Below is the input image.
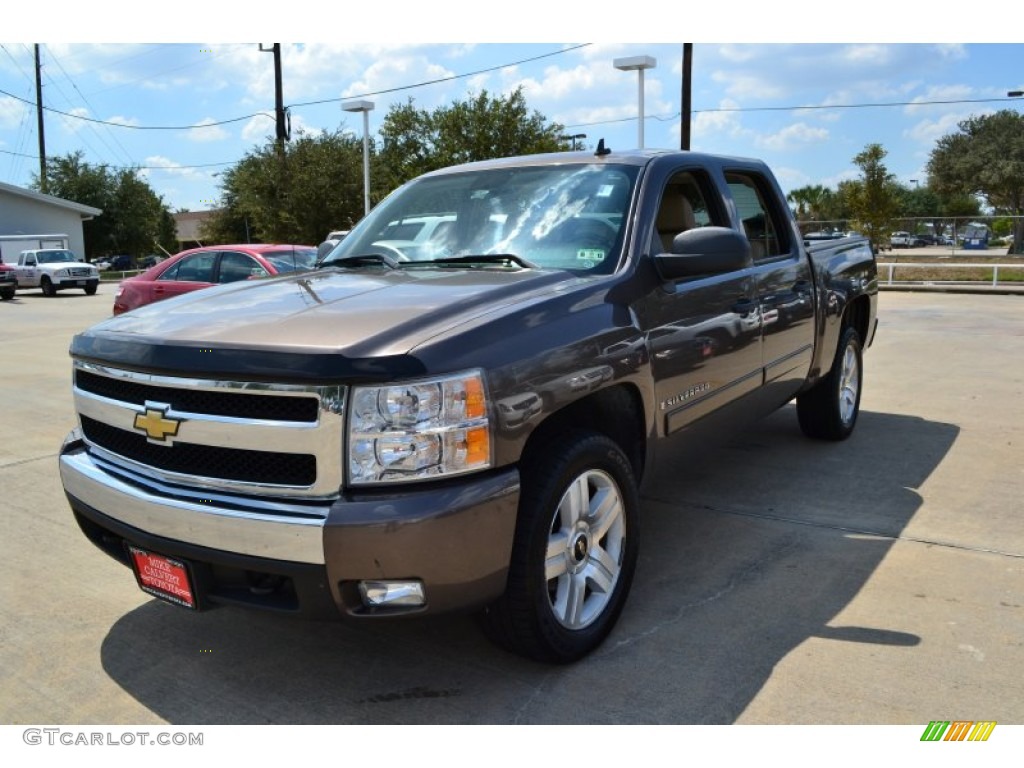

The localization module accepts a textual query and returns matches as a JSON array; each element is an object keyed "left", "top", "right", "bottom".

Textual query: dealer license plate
[{"left": 128, "top": 546, "right": 196, "bottom": 609}]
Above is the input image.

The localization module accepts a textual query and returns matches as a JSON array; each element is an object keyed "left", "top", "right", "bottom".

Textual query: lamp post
[
  {"left": 343, "top": 99, "right": 374, "bottom": 217},
  {"left": 559, "top": 133, "right": 586, "bottom": 151},
  {"left": 613, "top": 55, "right": 656, "bottom": 149}
]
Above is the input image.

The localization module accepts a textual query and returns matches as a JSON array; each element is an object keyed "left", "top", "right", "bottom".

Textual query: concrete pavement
[{"left": 0, "top": 286, "right": 1021, "bottom": 726}]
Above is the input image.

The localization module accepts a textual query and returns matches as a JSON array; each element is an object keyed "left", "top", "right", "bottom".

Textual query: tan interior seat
[{"left": 656, "top": 193, "right": 696, "bottom": 252}]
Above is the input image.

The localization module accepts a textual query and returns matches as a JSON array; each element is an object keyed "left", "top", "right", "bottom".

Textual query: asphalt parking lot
[{"left": 1, "top": 284, "right": 1022, "bottom": 727}]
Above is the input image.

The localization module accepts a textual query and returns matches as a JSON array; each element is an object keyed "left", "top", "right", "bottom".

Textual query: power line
[
  {"left": 0, "top": 147, "right": 236, "bottom": 171},
  {"left": 288, "top": 43, "right": 593, "bottom": 109},
  {"left": 564, "top": 96, "right": 1024, "bottom": 131},
  {"left": 0, "top": 87, "right": 273, "bottom": 130},
  {"left": 0, "top": 43, "right": 593, "bottom": 133},
  {"left": 694, "top": 96, "right": 1024, "bottom": 113}
]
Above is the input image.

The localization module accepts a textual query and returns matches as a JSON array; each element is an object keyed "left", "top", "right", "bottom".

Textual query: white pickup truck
[{"left": 13, "top": 249, "right": 100, "bottom": 296}]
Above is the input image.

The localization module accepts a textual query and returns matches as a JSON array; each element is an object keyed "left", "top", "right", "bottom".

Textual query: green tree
[
  {"left": 202, "top": 129, "right": 367, "bottom": 245},
  {"left": 33, "top": 151, "right": 176, "bottom": 259},
  {"left": 787, "top": 184, "right": 842, "bottom": 227},
  {"left": 378, "top": 88, "right": 568, "bottom": 184},
  {"left": 927, "top": 110, "right": 1024, "bottom": 253},
  {"left": 841, "top": 144, "right": 900, "bottom": 252}
]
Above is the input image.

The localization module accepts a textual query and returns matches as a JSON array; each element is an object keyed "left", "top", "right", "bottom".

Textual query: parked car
[
  {"left": 0, "top": 259, "right": 16, "bottom": 300},
  {"left": 889, "top": 231, "right": 924, "bottom": 248},
  {"left": 112, "top": 244, "right": 317, "bottom": 315},
  {"left": 91, "top": 258, "right": 112, "bottom": 271},
  {"left": 109, "top": 255, "right": 135, "bottom": 271}
]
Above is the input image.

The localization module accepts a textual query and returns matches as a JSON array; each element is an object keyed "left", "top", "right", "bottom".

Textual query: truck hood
[{"left": 72, "top": 266, "right": 585, "bottom": 379}]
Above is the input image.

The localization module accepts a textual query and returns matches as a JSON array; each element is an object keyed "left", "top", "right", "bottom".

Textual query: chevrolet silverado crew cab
[
  {"left": 15, "top": 248, "right": 100, "bottom": 296},
  {"left": 60, "top": 147, "right": 878, "bottom": 662}
]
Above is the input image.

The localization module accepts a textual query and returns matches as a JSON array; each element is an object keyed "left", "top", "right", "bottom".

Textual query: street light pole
[
  {"left": 343, "top": 99, "right": 374, "bottom": 218},
  {"left": 559, "top": 133, "right": 586, "bottom": 151},
  {"left": 613, "top": 55, "right": 657, "bottom": 149}
]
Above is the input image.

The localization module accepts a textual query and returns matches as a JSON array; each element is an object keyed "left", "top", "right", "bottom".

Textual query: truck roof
[{"left": 419, "top": 148, "right": 769, "bottom": 177}]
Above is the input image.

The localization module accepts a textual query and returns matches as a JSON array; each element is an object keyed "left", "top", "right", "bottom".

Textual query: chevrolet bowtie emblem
[{"left": 133, "top": 405, "right": 183, "bottom": 443}]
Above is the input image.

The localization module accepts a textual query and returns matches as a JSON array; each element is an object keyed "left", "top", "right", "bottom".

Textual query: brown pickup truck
[{"left": 60, "top": 147, "right": 877, "bottom": 662}]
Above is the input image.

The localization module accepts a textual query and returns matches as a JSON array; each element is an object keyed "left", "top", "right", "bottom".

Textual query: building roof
[{"left": 0, "top": 180, "right": 103, "bottom": 217}]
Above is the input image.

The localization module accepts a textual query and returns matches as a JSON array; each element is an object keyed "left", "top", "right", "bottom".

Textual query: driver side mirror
[{"left": 654, "top": 226, "right": 753, "bottom": 280}]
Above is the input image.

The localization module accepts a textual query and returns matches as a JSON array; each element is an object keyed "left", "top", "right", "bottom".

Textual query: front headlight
[
  {"left": 55, "top": 269, "right": 69, "bottom": 278},
  {"left": 348, "top": 370, "right": 491, "bottom": 485}
]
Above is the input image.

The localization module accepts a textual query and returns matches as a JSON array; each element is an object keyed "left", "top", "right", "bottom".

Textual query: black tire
[
  {"left": 40, "top": 276, "right": 56, "bottom": 297},
  {"left": 797, "top": 326, "right": 863, "bottom": 441},
  {"left": 480, "top": 430, "right": 639, "bottom": 663},
  {"left": 85, "top": 285, "right": 97, "bottom": 295},
  {"left": 0, "top": 290, "right": 13, "bottom": 301}
]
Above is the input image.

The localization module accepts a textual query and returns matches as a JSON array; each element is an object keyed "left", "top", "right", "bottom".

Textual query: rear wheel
[
  {"left": 481, "top": 431, "right": 639, "bottom": 663},
  {"left": 797, "top": 326, "right": 862, "bottom": 440},
  {"left": 40, "top": 276, "right": 56, "bottom": 297}
]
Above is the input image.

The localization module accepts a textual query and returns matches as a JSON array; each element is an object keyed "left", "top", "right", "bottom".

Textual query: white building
[{"left": 0, "top": 181, "right": 102, "bottom": 262}]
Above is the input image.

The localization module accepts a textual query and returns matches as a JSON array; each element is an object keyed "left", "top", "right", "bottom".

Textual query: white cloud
[
  {"left": 241, "top": 114, "right": 277, "bottom": 144},
  {"left": 57, "top": 107, "right": 91, "bottom": 134},
  {"left": 105, "top": 115, "right": 141, "bottom": 127},
  {"left": 756, "top": 122, "right": 829, "bottom": 152},
  {"left": 141, "top": 156, "right": 206, "bottom": 179},
  {"left": 710, "top": 71, "right": 786, "bottom": 101},
  {"left": 842, "top": 45, "right": 893, "bottom": 65},
  {"left": 903, "top": 110, "right": 982, "bottom": 146},
  {"left": 0, "top": 96, "right": 27, "bottom": 129},
  {"left": 181, "top": 118, "right": 230, "bottom": 143},
  {"left": 904, "top": 84, "right": 975, "bottom": 115},
  {"left": 693, "top": 99, "right": 747, "bottom": 140}
]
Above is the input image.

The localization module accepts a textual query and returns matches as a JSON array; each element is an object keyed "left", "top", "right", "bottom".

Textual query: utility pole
[
  {"left": 681, "top": 44, "right": 693, "bottom": 151},
  {"left": 35, "top": 44, "right": 47, "bottom": 193},
  {"left": 259, "top": 44, "right": 289, "bottom": 154}
]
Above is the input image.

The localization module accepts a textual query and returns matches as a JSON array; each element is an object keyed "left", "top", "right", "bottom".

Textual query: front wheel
[
  {"left": 481, "top": 431, "right": 639, "bottom": 663},
  {"left": 84, "top": 285, "right": 97, "bottom": 295},
  {"left": 797, "top": 326, "right": 862, "bottom": 440},
  {"left": 40, "top": 276, "right": 56, "bottom": 297}
]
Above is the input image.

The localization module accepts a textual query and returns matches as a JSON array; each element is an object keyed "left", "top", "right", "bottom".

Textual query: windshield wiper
[
  {"left": 421, "top": 254, "right": 539, "bottom": 270},
  {"left": 319, "top": 253, "right": 400, "bottom": 270}
]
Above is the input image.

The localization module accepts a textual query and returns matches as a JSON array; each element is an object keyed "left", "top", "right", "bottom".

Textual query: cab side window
[
  {"left": 218, "top": 252, "right": 264, "bottom": 283},
  {"left": 652, "top": 171, "right": 715, "bottom": 253},
  {"left": 160, "top": 251, "right": 216, "bottom": 283},
  {"left": 725, "top": 172, "right": 790, "bottom": 261}
]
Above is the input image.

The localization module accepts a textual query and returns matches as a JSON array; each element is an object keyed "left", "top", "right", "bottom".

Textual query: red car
[{"left": 113, "top": 244, "right": 317, "bottom": 315}]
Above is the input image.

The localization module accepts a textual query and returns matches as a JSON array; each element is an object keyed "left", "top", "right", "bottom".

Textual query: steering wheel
[
  {"left": 557, "top": 219, "right": 615, "bottom": 250},
  {"left": 369, "top": 242, "right": 410, "bottom": 262}
]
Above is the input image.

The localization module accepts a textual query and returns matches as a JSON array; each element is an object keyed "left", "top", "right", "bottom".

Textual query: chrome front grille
[
  {"left": 69, "top": 267, "right": 93, "bottom": 277},
  {"left": 72, "top": 361, "right": 345, "bottom": 499}
]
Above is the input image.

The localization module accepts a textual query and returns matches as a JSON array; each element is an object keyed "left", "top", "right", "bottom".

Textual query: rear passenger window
[{"left": 725, "top": 173, "right": 790, "bottom": 261}]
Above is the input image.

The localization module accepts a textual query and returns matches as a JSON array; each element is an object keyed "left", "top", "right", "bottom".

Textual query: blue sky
[{"left": 3, "top": 4, "right": 1022, "bottom": 213}]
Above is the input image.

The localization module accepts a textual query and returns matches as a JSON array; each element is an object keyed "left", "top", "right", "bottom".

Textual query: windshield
[
  {"left": 262, "top": 248, "right": 318, "bottom": 273},
  {"left": 323, "top": 163, "right": 638, "bottom": 274},
  {"left": 37, "top": 250, "right": 78, "bottom": 264}
]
